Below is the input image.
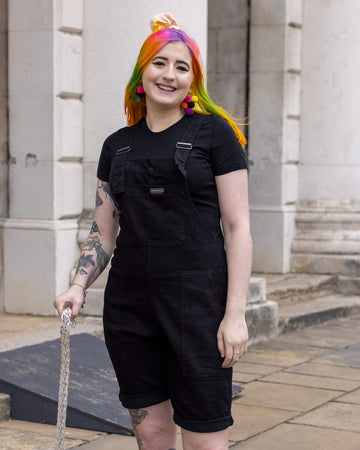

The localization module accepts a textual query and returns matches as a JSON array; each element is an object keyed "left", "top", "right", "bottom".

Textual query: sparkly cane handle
[{"left": 61, "top": 302, "right": 76, "bottom": 328}]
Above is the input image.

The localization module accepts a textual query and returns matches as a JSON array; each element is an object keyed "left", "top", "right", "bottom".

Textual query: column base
[{"left": 0, "top": 218, "right": 79, "bottom": 315}]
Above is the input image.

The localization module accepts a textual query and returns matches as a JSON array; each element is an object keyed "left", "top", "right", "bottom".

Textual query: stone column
[
  {"left": 1, "top": 0, "right": 84, "bottom": 314},
  {"left": 0, "top": 0, "right": 8, "bottom": 311},
  {"left": 207, "top": 0, "right": 249, "bottom": 120},
  {"left": 291, "top": 0, "right": 360, "bottom": 277},
  {"left": 249, "top": 0, "right": 302, "bottom": 273}
]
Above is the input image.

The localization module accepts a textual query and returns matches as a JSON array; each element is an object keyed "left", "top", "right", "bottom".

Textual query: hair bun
[{"left": 150, "top": 13, "right": 179, "bottom": 33}]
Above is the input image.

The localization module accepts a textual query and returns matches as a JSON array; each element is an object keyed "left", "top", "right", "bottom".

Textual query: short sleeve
[
  {"left": 96, "top": 136, "right": 113, "bottom": 182},
  {"left": 210, "top": 115, "right": 248, "bottom": 176}
]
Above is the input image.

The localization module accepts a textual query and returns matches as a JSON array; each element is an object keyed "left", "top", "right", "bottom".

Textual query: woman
[{"left": 54, "top": 13, "right": 252, "bottom": 450}]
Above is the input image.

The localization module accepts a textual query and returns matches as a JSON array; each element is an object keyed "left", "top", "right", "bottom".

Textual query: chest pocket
[
  {"left": 109, "top": 147, "right": 130, "bottom": 196},
  {"left": 110, "top": 156, "right": 185, "bottom": 247}
]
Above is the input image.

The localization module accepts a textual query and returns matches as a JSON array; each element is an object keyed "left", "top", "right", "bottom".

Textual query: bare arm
[
  {"left": 53, "top": 179, "right": 120, "bottom": 320},
  {"left": 215, "top": 169, "right": 252, "bottom": 368}
]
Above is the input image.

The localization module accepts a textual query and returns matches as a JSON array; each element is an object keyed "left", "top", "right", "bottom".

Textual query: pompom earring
[
  {"left": 136, "top": 85, "right": 145, "bottom": 101},
  {"left": 181, "top": 95, "right": 198, "bottom": 115}
]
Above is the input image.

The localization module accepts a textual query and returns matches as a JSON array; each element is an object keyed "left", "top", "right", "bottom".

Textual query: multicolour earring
[
  {"left": 136, "top": 85, "right": 145, "bottom": 101},
  {"left": 181, "top": 95, "right": 198, "bottom": 115}
]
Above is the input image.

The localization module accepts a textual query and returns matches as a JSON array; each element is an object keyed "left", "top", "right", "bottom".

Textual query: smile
[{"left": 156, "top": 84, "right": 176, "bottom": 92}]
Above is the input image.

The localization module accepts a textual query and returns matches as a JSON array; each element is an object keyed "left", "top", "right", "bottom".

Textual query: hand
[
  {"left": 217, "top": 313, "right": 248, "bottom": 368},
  {"left": 53, "top": 284, "right": 85, "bottom": 322}
]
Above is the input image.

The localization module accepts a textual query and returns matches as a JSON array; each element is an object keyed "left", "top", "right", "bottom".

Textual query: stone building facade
[{"left": 0, "top": 0, "right": 359, "bottom": 315}]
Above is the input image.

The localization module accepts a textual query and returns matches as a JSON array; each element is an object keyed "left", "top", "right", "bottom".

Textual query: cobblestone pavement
[{"left": 0, "top": 313, "right": 359, "bottom": 449}]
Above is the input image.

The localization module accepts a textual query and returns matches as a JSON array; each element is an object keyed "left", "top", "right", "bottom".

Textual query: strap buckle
[{"left": 176, "top": 142, "right": 192, "bottom": 150}]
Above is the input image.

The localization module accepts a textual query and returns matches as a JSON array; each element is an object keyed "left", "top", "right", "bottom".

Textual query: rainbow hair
[{"left": 125, "top": 28, "right": 247, "bottom": 146}]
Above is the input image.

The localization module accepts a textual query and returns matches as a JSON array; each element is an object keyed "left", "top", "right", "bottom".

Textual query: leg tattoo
[{"left": 129, "top": 408, "right": 148, "bottom": 449}]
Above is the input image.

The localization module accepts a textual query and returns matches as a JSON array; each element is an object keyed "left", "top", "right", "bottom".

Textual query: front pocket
[
  {"left": 181, "top": 271, "right": 228, "bottom": 378},
  {"left": 119, "top": 185, "right": 185, "bottom": 246}
]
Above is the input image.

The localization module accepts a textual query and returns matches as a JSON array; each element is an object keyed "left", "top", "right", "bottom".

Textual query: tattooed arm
[{"left": 53, "top": 179, "right": 120, "bottom": 320}]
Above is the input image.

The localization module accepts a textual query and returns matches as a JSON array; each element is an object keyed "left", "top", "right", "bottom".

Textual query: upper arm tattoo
[
  {"left": 96, "top": 190, "right": 103, "bottom": 207},
  {"left": 96, "top": 180, "right": 114, "bottom": 206},
  {"left": 90, "top": 220, "right": 100, "bottom": 235}
]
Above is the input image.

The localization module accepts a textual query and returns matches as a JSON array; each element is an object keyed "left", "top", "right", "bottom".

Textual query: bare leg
[
  {"left": 181, "top": 427, "right": 228, "bottom": 450},
  {"left": 129, "top": 399, "right": 177, "bottom": 450}
]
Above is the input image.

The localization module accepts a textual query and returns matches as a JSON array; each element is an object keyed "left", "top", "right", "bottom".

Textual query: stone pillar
[
  {"left": 1, "top": 0, "right": 84, "bottom": 314},
  {"left": 207, "top": 0, "right": 249, "bottom": 120},
  {"left": 0, "top": 0, "right": 8, "bottom": 311},
  {"left": 249, "top": 0, "right": 302, "bottom": 273},
  {"left": 292, "top": 0, "right": 360, "bottom": 277}
]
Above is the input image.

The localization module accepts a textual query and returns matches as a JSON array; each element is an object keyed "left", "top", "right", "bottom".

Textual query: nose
[{"left": 162, "top": 64, "right": 175, "bottom": 80}]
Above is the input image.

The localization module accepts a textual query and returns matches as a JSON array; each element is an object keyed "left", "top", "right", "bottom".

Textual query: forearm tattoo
[
  {"left": 82, "top": 236, "right": 110, "bottom": 273},
  {"left": 75, "top": 254, "right": 95, "bottom": 275}
]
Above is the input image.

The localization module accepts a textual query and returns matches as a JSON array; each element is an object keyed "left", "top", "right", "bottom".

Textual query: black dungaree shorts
[{"left": 103, "top": 116, "right": 234, "bottom": 433}]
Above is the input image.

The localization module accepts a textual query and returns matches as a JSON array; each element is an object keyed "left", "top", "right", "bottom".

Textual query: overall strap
[{"left": 175, "top": 114, "right": 206, "bottom": 177}]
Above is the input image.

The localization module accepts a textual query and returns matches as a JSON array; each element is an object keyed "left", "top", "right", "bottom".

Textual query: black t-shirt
[{"left": 97, "top": 113, "right": 247, "bottom": 235}]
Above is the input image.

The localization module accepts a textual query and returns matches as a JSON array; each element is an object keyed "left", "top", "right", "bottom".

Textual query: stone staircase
[
  {"left": 261, "top": 273, "right": 360, "bottom": 333},
  {"left": 291, "top": 206, "right": 360, "bottom": 277}
]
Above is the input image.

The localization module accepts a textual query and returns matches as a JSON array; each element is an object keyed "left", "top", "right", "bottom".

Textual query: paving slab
[
  {"left": 314, "top": 341, "right": 360, "bottom": 367},
  {"left": 262, "top": 371, "right": 360, "bottom": 392},
  {"left": 232, "top": 372, "right": 260, "bottom": 383},
  {"left": 234, "top": 361, "right": 280, "bottom": 376},
  {"left": 0, "top": 314, "right": 103, "bottom": 353},
  {"left": 291, "top": 402, "right": 360, "bottom": 432},
  {"left": 0, "top": 419, "right": 106, "bottom": 441},
  {"left": 335, "top": 388, "right": 360, "bottom": 404},
  {"left": 285, "top": 362, "right": 360, "bottom": 381},
  {"left": 230, "top": 423, "right": 360, "bottom": 450},
  {"left": 75, "top": 433, "right": 139, "bottom": 449},
  {"left": 228, "top": 403, "right": 297, "bottom": 442},
  {"left": 0, "top": 427, "right": 84, "bottom": 449},
  {"left": 234, "top": 381, "right": 342, "bottom": 411},
  {"left": 278, "top": 319, "right": 360, "bottom": 349},
  {"left": 240, "top": 348, "right": 318, "bottom": 367}
]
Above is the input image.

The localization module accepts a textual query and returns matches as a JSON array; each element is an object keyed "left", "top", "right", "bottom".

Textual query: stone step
[
  {"left": 260, "top": 273, "right": 336, "bottom": 306},
  {"left": 0, "top": 393, "right": 10, "bottom": 421},
  {"left": 278, "top": 294, "right": 360, "bottom": 333},
  {"left": 292, "top": 239, "right": 360, "bottom": 255},
  {"left": 291, "top": 253, "right": 360, "bottom": 277}
]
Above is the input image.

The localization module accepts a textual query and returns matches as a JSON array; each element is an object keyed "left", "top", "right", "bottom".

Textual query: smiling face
[{"left": 141, "top": 41, "right": 194, "bottom": 114}]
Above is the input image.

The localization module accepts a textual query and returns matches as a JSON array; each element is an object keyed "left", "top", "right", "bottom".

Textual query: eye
[
  {"left": 177, "top": 65, "right": 189, "bottom": 72},
  {"left": 153, "top": 61, "right": 165, "bottom": 66}
]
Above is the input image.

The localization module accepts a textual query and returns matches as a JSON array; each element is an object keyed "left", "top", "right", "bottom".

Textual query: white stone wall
[
  {"left": 291, "top": 0, "right": 360, "bottom": 275},
  {"left": 0, "top": 0, "right": 8, "bottom": 311},
  {"left": 207, "top": 0, "right": 249, "bottom": 120},
  {"left": 300, "top": 0, "right": 360, "bottom": 202},
  {"left": 249, "top": 0, "right": 302, "bottom": 273},
  {"left": 2, "top": 0, "right": 83, "bottom": 314}
]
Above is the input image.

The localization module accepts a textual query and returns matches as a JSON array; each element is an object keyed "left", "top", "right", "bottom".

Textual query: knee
[{"left": 134, "top": 422, "right": 177, "bottom": 450}]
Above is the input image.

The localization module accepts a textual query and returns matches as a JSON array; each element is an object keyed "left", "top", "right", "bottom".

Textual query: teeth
[{"left": 158, "top": 85, "right": 175, "bottom": 91}]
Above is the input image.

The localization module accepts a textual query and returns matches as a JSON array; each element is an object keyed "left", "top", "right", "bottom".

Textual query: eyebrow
[{"left": 153, "top": 56, "right": 191, "bottom": 69}]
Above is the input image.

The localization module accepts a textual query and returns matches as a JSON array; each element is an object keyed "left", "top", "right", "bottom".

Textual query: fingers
[
  {"left": 53, "top": 291, "right": 84, "bottom": 321},
  {"left": 219, "top": 334, "right": 248, "bottom": 369},
  {"left": 222, "top": 343, "right": 248, "bottom": 368},
  {"left": 217, "top": 334, "right": 225, "bottom": 359}
]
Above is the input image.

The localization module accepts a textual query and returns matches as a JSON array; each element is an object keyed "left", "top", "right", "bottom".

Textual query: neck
[{"left": 145, "top": 107, "right": 184, "bottom": 132}]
